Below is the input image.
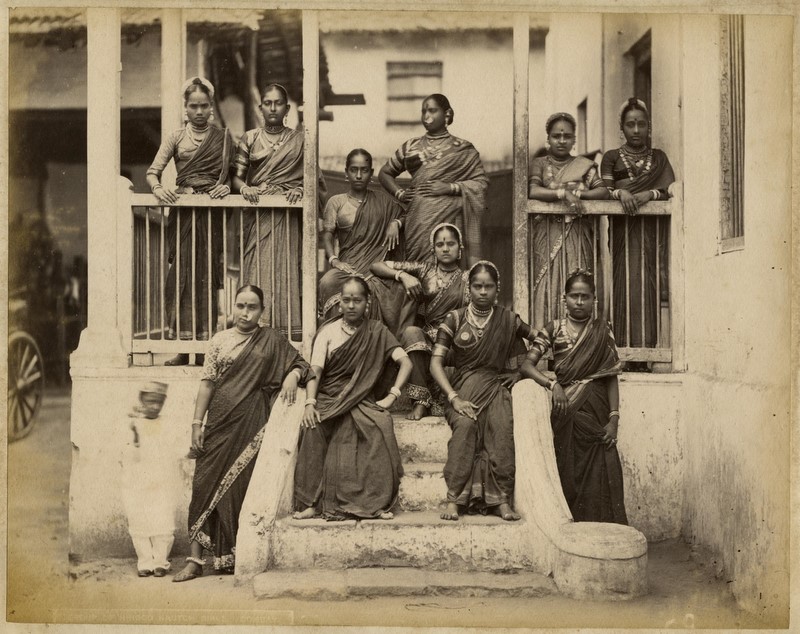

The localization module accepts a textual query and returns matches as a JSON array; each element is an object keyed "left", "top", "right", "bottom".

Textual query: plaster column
[{"left": 71, "top": 8, "right": 127, "bottom": 369}]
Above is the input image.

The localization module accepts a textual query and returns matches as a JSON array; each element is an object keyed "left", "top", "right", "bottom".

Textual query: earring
[
  {"left": 183, "top": 111, "right": 188, "bottom": 124},
  {"left": 545, "top": 140, "right": 551, "bottom": 150},
  {"left": 458, "top": 248, "right": 463, "bottom": 260},
  {"left": 209, "top": 109, "right": 215, "bottom": 122},
  {"left": 337, "top": 304, "right": 343, "bottom": 314},
  {"left": 619, "top": 130, "right": 625, "bottom": 140},
  {"left": 493, "top": 297, "right": 498, "bottom": 306},
  {"left": 570, "top": 146, "right": 578, "bottom": 157},
  {"left": 283, "top": 115, "right": 288, "bottom": 126}
]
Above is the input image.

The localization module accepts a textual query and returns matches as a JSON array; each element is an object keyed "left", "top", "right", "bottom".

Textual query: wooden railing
[
  {"left": 524, "top": 186, "right": 682, "bottom": 366},
  {"left": 129, "top": 193, "right": 306, "bottom": 355}
]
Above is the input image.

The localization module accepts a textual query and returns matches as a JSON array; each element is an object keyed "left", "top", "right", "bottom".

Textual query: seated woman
[
  {"left": 318, "top": 148, "right": 411, "bottom": 333},
  {"left": 371, "top": 223, "right": 469, "bottom": 420},
  {"left": 600, "top": 98, "right": 675, "bottom": 349},
  {"left": 173, "top": 285, "right": 312, "bottom": 582},
  {"left": 521, "top": 270, "right": 627, "bottom": 524},
  {"left": 293, "top": 276, "right": 413, "bottom": 520},
  {"left": 528, "top": 112, "right": 609, "bottom": 328},
  {"left": 430, "top": 261, "right": 536, "bottom": 522}
]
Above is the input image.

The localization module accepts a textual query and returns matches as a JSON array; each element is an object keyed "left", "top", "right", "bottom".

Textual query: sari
[
  {"left": 235, "top": 127, "right": 305, "bottom": 339},
  {"left": 383, "top": 134, "right": 488, "bottom": 263},
  {"left": 529, "top": 155, "right": 605, "bottom": 329},
  {"left": 531, "top": 318, "right": 627, "bottom": 523},
  {"left": 188, "top": 326, "right": 311, "bottom": 571},
  {"left": 318, "top": 190, "right": 412, "bottom": 334},
  {"left": 294, "top": 319, "right": 404, "bottom": 519},
  {"left": 435, "top": 305, "right": 531, "bottom": 512},
  {"left": 600, "top": 148, "right": 675, "bottom": 348},
  {"left": 148, "top": 126, "right": 234, "bottom": 340}
]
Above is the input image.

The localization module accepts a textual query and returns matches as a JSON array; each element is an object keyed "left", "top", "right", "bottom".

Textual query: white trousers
[{"left": 130, "top": 534, "right": 175, "bottom": 572}]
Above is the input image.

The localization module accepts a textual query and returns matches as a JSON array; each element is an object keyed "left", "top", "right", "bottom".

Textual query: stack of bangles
[
  {"left": 191, "top": 419, "right": 204, "bottom": 429},
  {"left": 448, "top": 183, "right": 461, "bottom": 195},
  {"left": 447, "top": 391, "right": 458, "bottom": 403},
  {"left": 608, "top": 409, "right": 620, "bottom": 421},
  {"left": 394, "top": 189, "right": 405, "bottom": 201},
  {"left": 556, "top": 188, "right": 582, "bottom": 201},
  {"left": 611, "top": 189, "right": 662, "bottom": 200}
]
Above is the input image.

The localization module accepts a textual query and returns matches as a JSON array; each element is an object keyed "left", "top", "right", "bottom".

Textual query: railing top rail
[
  {"left": 527, "top": 200, "right": 672, "bottom": 216},
  {"left": 130, "top": 193, "right": 303, "bottom": 209}
]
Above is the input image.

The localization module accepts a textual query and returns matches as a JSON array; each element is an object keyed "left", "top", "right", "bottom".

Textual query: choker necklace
[
  {"left": 621, "top": 143, "right": 649, "bottom": 156},
  {"left": 434, "top": 265, "right": 459, "bottom": 289},
  {"left": 567, "top": 313, "right": 590, "bottom": 324},
  {"left": 347, "top": 193, "right": 365, "bottom": 204},
  {"left": 341, "top": 318, "right": 363, "bottom": 336},
  {"left": 466, "top": 304, "right": 493, "bottom": 338},
  {"left": 187, "top": 123, "right": 209, "bottom": 144},
  {"left": 265, "top": 124, "right": 286, "bottom": 134}
]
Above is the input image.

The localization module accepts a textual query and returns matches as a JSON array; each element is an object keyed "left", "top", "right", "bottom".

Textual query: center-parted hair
[
  {"left": 468, "top": 260, "right": 500, "bottom": 285},
  {"left": 545, "top": 112, "right": 577, "bottom": 135},
  {"left": 262, "top": 83, "right": 289, "bottom": 103},
  {"left": 424, "top": 93, "right": 454, "bottom": 125},
  {"left": 183, "top": 77, "right": 214, "bottom": 104},
  {"left": 341, "top": 275, "right": 371, "bottom": 298},
  {"left": 564, "top": 269, "right": 596, "bottom": 294},
  {"left": 345, "top": 148, "right": 373, "bottom": 170},
  {"left": 236, "top": 284, "right": 265, "bottom": 308}
]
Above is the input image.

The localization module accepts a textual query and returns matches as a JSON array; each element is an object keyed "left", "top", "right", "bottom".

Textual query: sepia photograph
[{"left": 3, "top": 0, "right": 797, "bottom": 631}]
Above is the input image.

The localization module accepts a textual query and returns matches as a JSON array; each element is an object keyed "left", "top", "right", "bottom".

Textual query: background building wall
[{"left": 679, "top": 14, "right": 792, "bottom": 624}]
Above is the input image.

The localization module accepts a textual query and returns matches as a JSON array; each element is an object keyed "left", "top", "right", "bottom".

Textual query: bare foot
[
  {"left": 379, "top": 511, "right": 394, "bottom": 520},
  {"left": 292, "top": 507, "right": 317, "bottom": 520},
  {"left": 407, "top": 403, "right": 429, "bottom": 420},
  {"left": 497, "top": 502, "right": 520, "bottom": 521},
  {"left": 172, "top": 561, "right": 202, "bottom": 583},
  {"left": 440, "top": 502, "right": 459, "bottom": 521}
]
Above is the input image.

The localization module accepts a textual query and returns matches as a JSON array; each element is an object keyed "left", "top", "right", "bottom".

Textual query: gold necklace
[
  {"left": 341, "top": 318, "right": 363, "bottom": 337},
  {"left": 466, "top": 304, "right": 493, "bottom": 337},
  {"left": 434, "top": 265, "right": 459, "bottom": 289}
]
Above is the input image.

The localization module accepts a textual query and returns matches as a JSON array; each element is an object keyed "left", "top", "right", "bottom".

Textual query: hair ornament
[
  {"left": 182, "top": 76, "right": 215, "bottom": 100},
  {"left": 429, "top": 222, "right": 463, "bottom": 249}
]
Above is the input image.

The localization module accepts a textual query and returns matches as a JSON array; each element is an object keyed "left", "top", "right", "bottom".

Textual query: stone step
[
  {"left": 253, "top": 567, "right": 556, "bottom": 600},
  {"left": 397, "top": 462, "right": 446, "bottom": 511},
  {"left": 392, "top": 414, "right": 450, "bottom": 463},
  {"left": 271, "top": 510, "right": 542, "bottom": 573}
]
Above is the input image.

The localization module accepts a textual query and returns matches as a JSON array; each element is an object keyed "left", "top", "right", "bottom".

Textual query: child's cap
[{"left": 140, "top": 381, "right": 168, "bottom": 397}]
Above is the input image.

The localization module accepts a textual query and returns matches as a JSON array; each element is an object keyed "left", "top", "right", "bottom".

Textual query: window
[
  {"left": 629, "top": 31, "right": 652, "bottom": 111},
  {"left": 386, "top": 61, "right": 442, "bottom": 125},
  {"left": 576, "top": 98, "right": 588, "bottom": 155},
  {"left": 720, "top": 15, "right": 745, "bottom": 246}
]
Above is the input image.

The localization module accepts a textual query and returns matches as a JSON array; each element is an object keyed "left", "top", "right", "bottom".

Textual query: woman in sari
[
  {"left": 173, "top": 285, "right": 313, "bottom": 581},
  {"left": 521, "top": 270, "right": 627, "bottom": 524},
  {"left": 371, "top": 223, "right": 469, "bottom": 420},
  {"left": 146, "top": 77, "right": 234, "bottom": 366},
  {"left": 378, "top": 94, "right": 488, "bottom": 266},
  {"left": 293, "top": 276, "right": 413, "bottom": 521},
  {"left": 431, "top": 261, "right": 536, "bottom": 522},
  {"left": 319, "top": 148, "right": 412, "bottom": 333},
  {"left": 600, "top": 98, "right": 675, "bottom": 349},
  {"left": 528, "top": 112, "right": 609, "bottom": 328},
  {"left": 233, "top": 84, "right": 323, "bottom": 340}
]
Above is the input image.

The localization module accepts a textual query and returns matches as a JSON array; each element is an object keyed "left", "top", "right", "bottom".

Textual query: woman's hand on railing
[
  {"left": 414, "top": 180, "right": 450, "bottom": 197},
  {"left": 564, "top": 191, "right": 585, "bottom": 215},
  {"left": 279, "top": 372, "right": 300, "bottom": 405},
  {"left": 301, "top": 404, "right": 321, "bottom": 429},
  {"left": 285, "top": 187, "right": 304, "bottom": 205},
  {"left": 240, "top": 186, "right": 260, "bottom": 205},
  {"left": 398, "top": 271, "right": 423, "bottom": 301},
  {"left": 154, "top": 185, "right": 179, "bottom": 205},
  {"left": 207, "top": 184, "right": 231, "bottom": 199}
]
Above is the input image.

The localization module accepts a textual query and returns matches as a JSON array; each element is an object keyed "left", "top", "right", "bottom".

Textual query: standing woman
[
  {"left": 233, "top": 84, "right": 315, "bottom": 339},
  {"left": 173, "top": 285, "right": 313, "bottom": 581},
  {"left": 293, "top": 276, "right": 412, "bottom": 521},
  {"left": 146, "top": 77, "right": 234, "bottom": 366},
  {"left": 430, "top": 261, "right": 536, "bottom": 521},
  {"left": 600, "top": 98, "right": 675, "bottom": 349},
  {"left": 378, "top": 94, "right": 488, "bottom": 266},
  {"left": 521, "top": 270, "right": 627, "bottom": 524},
  {"left": 370, "top": 223, "right": 469, "bottom": 420},
  {"left": 318, "top": 148, "right": 410, "bottom": 332},
  {"left": 528, "top": 112, "right": 609, "bottom": 328}
]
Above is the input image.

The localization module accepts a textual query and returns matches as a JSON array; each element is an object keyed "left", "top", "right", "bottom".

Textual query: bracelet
[
  {"left": 389, "top": 386, "right": 402, "bottom": 398},
  {"left": 574, "top": 189, "right": 582, "bottom": 199},
  {"left": 608, "top": 410, "right": 620, "bottom": 420},
  {"left": 547, "top": 379, "right": 557, "bottom": 390},
  {"left": 395, "top": 189, "right": 406, "bottom": 201},
  {"left": 650, "top": 189, "right": 660, "bottom": 201},
  {"left": 290, "top": 368, "right": 303, "bottom": 381},
  {"left": 304, "top": 398, "right": 317, "bottom": 407},
  {"left": 611, "top": 189, "right": 622, "bottom": 200},
  {"left": 447, "top": 391, "right": 458, "bottom": 403},
  {"left": 191, "top": 419, "right": 203, "bottom": 427},
  {"left": 394, "top": 270, "right": 403, "bottom": 281},
  {"left": 152, "top": 184, "right": 163, "bottom": 193},
  {"left": 392, "top": 218, "right": 403, "bottom": 229},
  {"left": 556, "top": 188, "right": 566, "bottom": 201},
  {"left": 329, "top": 254, "right": 339, "bottom": 265}
]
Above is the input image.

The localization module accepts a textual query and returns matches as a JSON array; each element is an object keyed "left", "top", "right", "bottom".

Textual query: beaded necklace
[
  {"left": 263, "top": 127, "right": 289, "bottom": 152},
  {"left": 619, "top": 145, "right": 653, "bottom": 180},
  {"left": 466, "top": 304, "right": 493, "bottom": 338}
]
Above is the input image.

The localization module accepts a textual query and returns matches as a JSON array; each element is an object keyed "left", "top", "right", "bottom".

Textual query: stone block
[
  {"left": 397, "top": 462, "right": 446, "bottom": 511},
  {"left": 393, "top": 416, "right": 450, "bottom": 463}
]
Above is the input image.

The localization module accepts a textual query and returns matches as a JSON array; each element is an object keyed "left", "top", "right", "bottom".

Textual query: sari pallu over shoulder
[
  {"left": 189, "top": 327, "right": 311, "bottom": 551},
  {"left": 176, "top": 126, "right": 235, "bottom": 193}
]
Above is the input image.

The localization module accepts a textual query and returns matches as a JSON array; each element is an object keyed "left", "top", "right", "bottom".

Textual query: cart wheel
[{"left": 7, "top": 331, "right": 45, "bottom": 442}]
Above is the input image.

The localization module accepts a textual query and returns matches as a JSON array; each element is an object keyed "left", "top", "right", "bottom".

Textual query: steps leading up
[
  {"left": 253, "top": 567, "right": 556, "bottom": 600},
  {"left": 397, "top": 461, "right": 446, "bottom": 511},
  {"left": 271, "top": 510, "right": 544, "bottom": 572},
  {"left": 393, "top": 415, "right": 450, "bottom": 463}
]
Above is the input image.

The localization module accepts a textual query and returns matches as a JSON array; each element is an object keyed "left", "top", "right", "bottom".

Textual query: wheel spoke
[
  {"left": 18, "top": 345, "right": 30, "bottom": 376},
  {"left": 19, "top": 393, "right": 34, "bottom": 417},
  {"left": 18, "top": 371, "right": 42, "bottom": 390},
  {"left": 9, "top": 397, "right": 20, "bottom": 435},
  {"left": 22, "top": 354, "right": 41, "bottom": 381}
]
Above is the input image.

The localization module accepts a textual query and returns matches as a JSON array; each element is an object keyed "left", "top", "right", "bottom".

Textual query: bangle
[
  {"left": 556, "top": 188, "right": 566, "bottom": 201},
  {"left": 611, "top": 189, "right": 622, "bottom": 200},
  {"left": 608, "top": 410, "right": 620, "bottom": 420},
  {"left": 290, "top": 368, "right": 302, "bottom": 381},
  {"left": 650, "top": 189, "right": 660, "bottom": 201},
  {"left": 392, "top": 218, "right": 403, "bottom": 229},
  {"left": 152, "top": 184, "right": 163, "bottom": 193},
  {"left": 389, "top": 386, "right": 402, "bottom": 398},
  {"left": 329, "top": 255, "right": 339, "bottom": 265},
  {"left": 192, "top": 419, "right": 203, "bottom": 427},
  {"left": 447, "top": 391, "right": 458, "bottom": 403},
  {"left": 394, "top": 270, "right": 403, "bottom": 281},
  {"left": 574, "top": 189, "right": 582, "bottom": 199},
  {"left": 395, "top": 189, "right": 405, "bottom": 201},
  {"left": 548, "top": 379, "right": 557, "bottom": 390},
  {"left": 304, "top": 398, "right": 317, "bottom": 407}
]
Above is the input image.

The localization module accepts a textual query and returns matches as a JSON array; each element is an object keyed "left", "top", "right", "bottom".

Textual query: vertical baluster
[
  {"left": 160, "top": 207, "right": 166, "bottom": 338},
  {"left": 239, "top": 208, "right": 244, "bottom": 287},
  {"left": 270, "top": 209, "right": 276, "bottom": 327},
  {"left": 655, "top": 216, "right": 661, "bottom": 347},
  {"left": 592, "top": 215, "right": 598, "bottom": 319},
  {"left": 175, "top": 208, "right": 181, "bottom": 341},
  {"left": 286, "top": 210, "right": 292, "bottom": 339},
  {"left": 640, "top": 217, "right": 645, "bottom": 347},
  {"left": 545, "top": 216, "right": 551, "bottom": 321},
  {"left": 207, "top": 207, "right": 213, "bottom": 339},
  {"left": 145, "top": 209, "right": 151, "bottom": 339},
  {"left": 255, "top": 208, "right": 262, "bottom": 288},
  {"left": 223, "top": 208, "right": 228, "bottom": 330},
  {"left": 577, "top": 217, "right": 583, "bottom": 268},
  {"left": 191, "top": 208, "right": 197, "bottom": 341},
  {"left": 560, "top": 216, "right": 567, "bottom": 320},
  {"left": 624, "top": 217, "right": 631, "bottom": 347},
  {"left": 608, "top": 218, "right": 614, "bottom": 327},
  {"left": 529, "top": 216, "right": 535, "bottom": 323}
]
